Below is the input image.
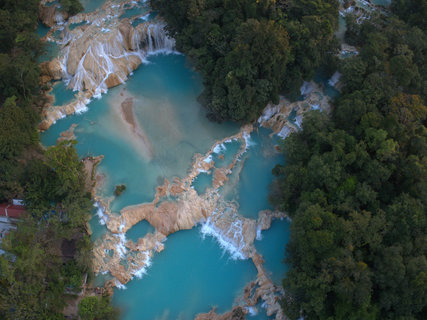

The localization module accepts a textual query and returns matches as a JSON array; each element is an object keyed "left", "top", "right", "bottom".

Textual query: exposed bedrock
[
  {"left": 258, "top": 81, "right": 331, "bottom": 138},
  {"left": 91, "top": 122, "right": 291, "bottom": 319},
  {"left": 39, "top": 1, "right": 68, "bottom": 27},
  {"left": 40, "top": 58, "right": 63, "bottom": 84},
  {"left": 38, "top": 0, "right": 175, "bottom": 131},
  {"left": 195, "top": 307, "right": 247, "bottom": 320}
]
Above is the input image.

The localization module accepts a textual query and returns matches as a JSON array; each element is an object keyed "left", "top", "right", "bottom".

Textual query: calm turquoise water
[
  {"left": 81, "top": 0, "right": 109, "bottom": 13},
  {"left": 113, "top": 227, "right": 257, "bottom": 320},
  {"left": 372, "top": 0, "right": 391, "bottom": 6},
  {"left": 126, "top": 220, "right": 155, "bottom": 243},
  {"left": 120, "top": 5, "right": 149, "bottom": 20},
  {"left": 50, "top": 81, "right": 76, "bottom": 106},
  {"left": 255, "top": 219, "right": 290, "bottom": 286},
  {"left": 211, "top": 139, "right": 242, "bottom": 169},
  {"left": 192, "top": 172, "right": 212, "bottom": 195},
  {"left": 69, "top": 21, "right": 88, "bottom": 31},
  {"left": 41, "top": 50, "right": 289, "bottom": 319},
  {"left": 38, "top": 41, "right": 60, "bottom": 63},
  {"left": 45, "top": 0, "right": 58, "bottom": 7},
  {"left": 41, "top": 53, "right": 238, "bottom": 212},
  {"left": 236, "top": 129, "right": 283, "bottom": 219},
  {"left": 131, "top": 11, "right": 158, "bottom": 27},
  {"left": 313, "top": 71, "right": 340, "bottom": 99},
  {"left": 37, "top": 23, "right": 50, "bottom": 38},
  {"left": 89, "top": 207, "right": 109, "bottom": 242},
  {"left": 336, "top": 15, "right": 346, "bottom": 42}
]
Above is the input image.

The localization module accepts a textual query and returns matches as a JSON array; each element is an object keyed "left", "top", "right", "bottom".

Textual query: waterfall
[
  {"left": 328, "top": 71, "right": 341, "bottom": 87},
  {"left": 143, "top": 23, "right": 175, "bottom": 54},
  {"left": 300, "top": 81, "right": 314, "bottom": 97},
  {"left": 61, "top": 21, "right": 175, "bottom": 97},
  {"left": 200, "top": 209, "right": 248, "bottom": 260}
]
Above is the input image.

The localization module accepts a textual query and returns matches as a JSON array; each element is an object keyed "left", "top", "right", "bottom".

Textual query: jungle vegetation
[
  {"left": 150, "top": 0, "right": 340, "bottom": 123},
  {"left": 0, "top": 0, "right": 425, "bottom": 319},
  {"left": 272, "top": 1, "right": 427, "bottom": 319},
  {"left": 0, "top": 1, "right": 116, "bottom": 319}
]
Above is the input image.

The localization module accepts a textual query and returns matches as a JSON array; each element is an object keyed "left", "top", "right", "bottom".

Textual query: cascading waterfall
[
  {"left": 62, "top": 21, "right": 175, "bottom": 97},
  {"left": 39, "top": 0, "right": 180, "bottom": 131},
  {"left": 200, "top": 208, "right": 249, "bottom": 260},
  {"left": 145, "top": 23, "right": 175, "bottom": 54}
]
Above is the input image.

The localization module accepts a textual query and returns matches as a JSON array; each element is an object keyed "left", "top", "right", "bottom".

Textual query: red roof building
[{"left": 0, "top": 203, "right": 26, "bottom": 219}]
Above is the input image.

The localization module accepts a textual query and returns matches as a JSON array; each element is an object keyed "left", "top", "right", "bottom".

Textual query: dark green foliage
[
  {"left": 62, "top": 260, "right": 84, "bottom": 289},
  {"left": 344, "top": 14, "right": 427, "bottom": 100},
  {"left": 24, "top": 142, "right": 92, "bottom": 228},
  {"left": 391, "top": 0, "right": 427, "bottom": 30},
  {"left": 114, "top": 184, "right": 127, "bottom": 196},
  {"left": 0, "top": 142, "right": 94, "bottom": 319},
  {"left": 151, "top": 0, "right": 339, "bottom": 122},
  {"left": 0, "top": 0, "right": 42, "bottom": 201},
  {"left": 0, "top": 219, "right": 67, "bottom": 320},
  {"left": 0, "top": 2, "right": 117, "bottom": 319},
  {"left": 0, "top": 0, "right": 42, "bottom": 100},
  {"left": 59, "top": 0, "right": 84, "bottom": 16},
  {"left": 275, "top": 9, "right": 427, "bottom": 320},
  {"left": 0, "top": 0, "right": 40, "bottom": 54},
  {"left": 0, "top": 96, "right": 38, "bottom": 160}
]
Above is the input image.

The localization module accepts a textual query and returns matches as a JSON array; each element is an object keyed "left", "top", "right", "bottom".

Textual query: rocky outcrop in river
[
  {"left": 87, "top": 77, "right": 332, "bottom": 319},
  {"left": 39, "top": 2, "right": 334, "bottom": 319},
  {"left": 39, "top": 0, "right": 68, "bottom": 27},
  {"left": 90, "top": 123, "right": 290, "bottom": 319}
]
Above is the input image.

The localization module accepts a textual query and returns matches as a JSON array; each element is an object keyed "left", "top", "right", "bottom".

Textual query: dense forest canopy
[
  {"left": 0, "top": 1, "right": 116, "bottom": 319},
  {"left": 0, "top": 0, "right": 42, "bottom": 201},
  {"left": 150, "top": 0, "right": 339, "bottom": 123},
  {"left": 272, "top": 1, "right": 427, "bottom": 319}
]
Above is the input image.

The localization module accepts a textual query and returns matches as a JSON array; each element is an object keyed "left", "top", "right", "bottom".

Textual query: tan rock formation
[
  {"left": 57, "top": 123, "right": 77, "bottom": 143},
  {"left": 40, "top": 58, "right": 63, "bottom": 84},
  {"left": 39, "top": 2, "right": 67, "bottom": 27},
  {"left": 195, "top": 307, "right": 247, "bottom": 320},
  {"left": 41, "top": 3, "right": 331, "bottom": 318},
  {"left": 257, "top": 81, "right": 331, "bottom": 140},
  {"left": 90, "top": 122, "right": 292, "bottom": 319},
  {"left": 37, "top": 0, "right": 175, "bottom": 131},
  {"left": 118, "top": 19, "right": 134, "bottom": 51},
  {"left": 39, "top": 91, "right": 91, "bottom": 130},
  {"left": 93, "top": 126, "right": 254, "bottom": 281},
  {"left": 82, "top": 155, "right": 104, "bottom": 195},
  {"left": 257, "top": 210, "right": 288, "bottom": 233}
]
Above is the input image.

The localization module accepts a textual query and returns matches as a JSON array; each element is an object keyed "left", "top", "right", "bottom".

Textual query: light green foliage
[
  {"left": 78, "top": 296, "right": 119, "bottom": 320},
  {"left": 0, "top": 141, "right": 94, "bottom": 318}
]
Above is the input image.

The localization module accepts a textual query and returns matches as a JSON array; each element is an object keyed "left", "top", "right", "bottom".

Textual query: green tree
[
  {"left": 59, "top": 0, "right": 83, "bottom": 16},
  {"left": 78, "top": 296, "right": 119, "bottom": 320}
]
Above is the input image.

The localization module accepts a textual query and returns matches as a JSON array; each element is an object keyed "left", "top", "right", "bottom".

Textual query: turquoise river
[
  {"left": 41, "top": 50, "right": 290, "bottom": 319},
  {"left": 37, "top": 0, "right": 364, "bottom": 317},
  {"left": 38, "top": 0, "right": 363, "bottom": 317}
]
